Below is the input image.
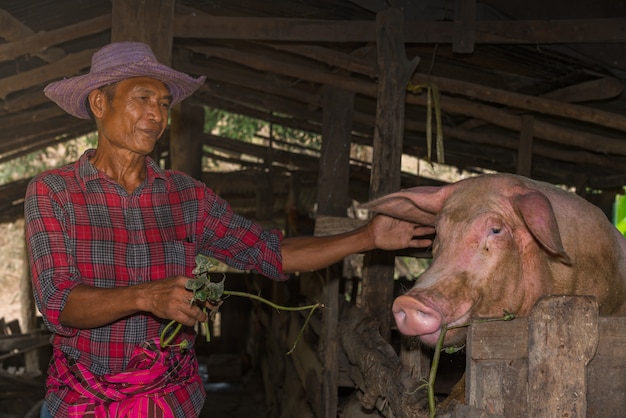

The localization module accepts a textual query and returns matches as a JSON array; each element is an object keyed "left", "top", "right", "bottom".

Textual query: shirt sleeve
[
  {"left": 24, "top": 176, "right": 80, "bottom": 336},
  {"left": 198, "top": 188, "right": 289, "bottom": 281}
]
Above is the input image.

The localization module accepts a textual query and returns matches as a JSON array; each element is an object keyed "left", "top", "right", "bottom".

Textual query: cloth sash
[{"left": 48, "top": 338, "right": 201, "bottom": 417}]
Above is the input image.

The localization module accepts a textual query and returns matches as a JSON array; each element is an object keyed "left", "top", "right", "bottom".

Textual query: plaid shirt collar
[{"left": 76, "top": 149, "right": 167, "bottom": 191}]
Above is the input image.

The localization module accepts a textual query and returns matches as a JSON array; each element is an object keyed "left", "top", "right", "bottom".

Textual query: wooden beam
[
  {"left": 186, "top": 44, "right": 377, "bottom": 97},
  {"left": 185, "top": 44, "right": 626, "bottom": 156},
  {"left": 192, "top": 77, "right": 626, "bottom": 179},
  {"left": 0, "top": 49, "right": 95, "bottom": 100},
  {"left": 189, "top": 73, "right": 626, "bottom": 181},
  {"left": 174, "top": 14, "right": 626, "bottom": 44},
  {"left": 414, "top": 93, "right": 626, "bottom": 155},
  {"left": 542, "top": 77, "right": 624, "bottom": 103},
  {"left": 259, "top": 42, "right": 376, "bottom": 78},
  {"left": 183, "top": 57, "right": 626, "bottom": 177},
  {"left": 410, "top": 73, "right": 626, "bottom": 134},
  {"left": 0, "top": 90, "right": 54, "bottom": 117},
  {"left": 0, "top": 14, "right": 111, "bottom": 63},
  {"left": 0, "top": 8, "right": 66, "bottom": 63}
]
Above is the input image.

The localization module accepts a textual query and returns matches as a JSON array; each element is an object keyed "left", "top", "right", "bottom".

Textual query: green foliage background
[
  {"left": 0, "top": 109, "right": 320, "bottom": 185},
  {"left": 615, "top": 192, "right": 626, "bottom": 236}
]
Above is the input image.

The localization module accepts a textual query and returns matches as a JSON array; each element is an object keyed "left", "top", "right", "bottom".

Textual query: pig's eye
[{"left": 490, "top": 226, "right": 502, "bottom": 234}]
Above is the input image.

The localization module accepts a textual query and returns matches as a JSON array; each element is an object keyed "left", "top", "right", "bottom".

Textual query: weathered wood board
[{"left": 466, "top": 295, "right": 626, "bottom": 417}]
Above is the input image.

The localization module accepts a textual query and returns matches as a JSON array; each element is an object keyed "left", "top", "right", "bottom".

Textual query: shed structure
[{"left": 0, "top": 1, "right": 625, "bottom": 417}]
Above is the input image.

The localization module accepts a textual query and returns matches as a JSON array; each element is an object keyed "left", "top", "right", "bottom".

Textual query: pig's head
[{"left": 362, "top": 175, "right": 573, "bottom": 347}]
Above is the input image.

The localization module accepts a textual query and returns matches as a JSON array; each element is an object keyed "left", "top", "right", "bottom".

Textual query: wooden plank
[
  {"left": 314, "top": 216, "right": 365, "bottom": 236},
  {"left": 0, "top": 333, "right": 50, "bottom": 352},
  {"left": 466, "top": 318, "right": 528, "bottom": 416},
  {"left": 465, "top": 298, "right": 626, "bottom": 417},
  {"left": 467, "top": 319, "right": 528, "bottom": 361},
  {"left": 528, "top": 296, "right": 598, "bottom": 417},
  {"left": 202, "top": 133, "right": 320, "bottom": 171},
  {"left": 409, "top": 73, "right": 626, "bottom": 135},
  {"left": 409, "top": 93, "right": 626, "bottom": 156},
  {"left": 0, "top": 49, "right": 95, "bottom": 100},
  {"left": 474, "top": 18, "right": 626, "bottom": 44},
  {"left": 587, "top": 316, "right": 626, "bottom": 416},
  {"left": 174, "top": 15, "right": 626, "bottom": 44},
  {"left": 0, "top": 14, "right": 111, "bottom": 63},
  {"left": 0, "top": 9, "right": 66, "bottom": 63},
  {"left": 287, "top": 315, "right": 324, "bottom": 418},
  {"left": 542, "top": 77, "right": 624, "bottom": 103},
  {"left": 260, "top": 42, "right": 376, "bottom": 78},
  {"left": 186, "top": 44, "right": 378, "bottom": 98}
]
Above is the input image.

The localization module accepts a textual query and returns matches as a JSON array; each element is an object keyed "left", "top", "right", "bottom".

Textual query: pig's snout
[{"left": 392, "top": 295, "right": 443, "bottom": 339}]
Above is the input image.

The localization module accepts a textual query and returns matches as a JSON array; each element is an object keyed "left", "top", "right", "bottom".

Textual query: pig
[{"left": 361, "top": 173, "right": 626, "bottom": 347}]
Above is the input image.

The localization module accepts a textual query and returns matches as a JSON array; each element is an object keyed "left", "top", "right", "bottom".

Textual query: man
[{"left": 25, "top": 42, "right": 429, "bottom": 417}]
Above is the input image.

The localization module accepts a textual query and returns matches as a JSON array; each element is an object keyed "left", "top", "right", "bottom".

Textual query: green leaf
[
  {"left": 192, "top": 254, "right": 214, "bottom": 275},
  {"left": 443, "top": 344, "right": 465, "bottom": 354},
  {"left": 206, "top": 276, "right": 225, "bottom": 302}
]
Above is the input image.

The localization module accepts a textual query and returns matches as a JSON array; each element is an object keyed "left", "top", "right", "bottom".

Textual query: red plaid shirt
[{"left": 25, "top": 149, "right": 286, "bottom": 417}]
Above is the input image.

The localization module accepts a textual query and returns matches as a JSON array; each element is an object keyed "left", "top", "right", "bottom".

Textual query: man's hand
[
  {"left": 143, "top": 276, "right": 209, "bottom": 326},
  {"left": 59, "top": 277, "right": 209, "bottom": 330},
  {"left": 367, "top": 214, "right": 435, "bottom": 250}
]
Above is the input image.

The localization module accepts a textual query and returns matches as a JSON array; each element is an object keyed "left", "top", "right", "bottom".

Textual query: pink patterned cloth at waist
[{"left": 48, "top": 338, "right": 201, "bottom": 418}]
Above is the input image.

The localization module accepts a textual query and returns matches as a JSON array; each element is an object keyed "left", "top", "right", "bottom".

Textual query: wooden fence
[{"left": 458, "top": 295, "right": 626, "bottom": 418}]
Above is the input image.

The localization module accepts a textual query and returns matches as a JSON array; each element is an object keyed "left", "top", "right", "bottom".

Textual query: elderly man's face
[{"left": 96, "top": 77, "right": 172, "bottom": 155}]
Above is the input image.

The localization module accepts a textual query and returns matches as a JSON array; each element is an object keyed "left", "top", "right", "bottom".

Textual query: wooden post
[
  {"left": 517, "top": 114, "right": 534, "bottom": 176},
  {"left": 339, "top": 306, "right": 428, "bottom": 417},
  {"left": 453, "top": 0, "right": 476, "bottom": 53},
  {"left": 170, "top": 101, "right": 204, "bottom": 179},
  {"left": 111, "top": 0, "right": 177, "bottom": 166},
  {"left": 361, "top": 8, "right": 419, "bottom": 341},
  {"left": 111, "top": 0, "right": 175, "bottom": 64},
  {"left": 528, "top": 295, "right": 598, "bottom": 417},
  {"left": 315, "top": 85, "right": 354, "bottom": 418},
  {"left": 255, "top": 143, "right": 275, "bottom": 222}
]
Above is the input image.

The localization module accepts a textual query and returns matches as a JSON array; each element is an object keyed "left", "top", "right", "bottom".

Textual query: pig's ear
[
  {"left": 514, "top": 191, "right": 573, "bottom": 266},
  {"left": 359, "top": 185, "right": 452, "bottom": 225}
]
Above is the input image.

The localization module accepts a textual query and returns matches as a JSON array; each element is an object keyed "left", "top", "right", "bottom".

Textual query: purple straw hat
[{"left": 44, "top": 42, "right": 206, "bottom": 119}]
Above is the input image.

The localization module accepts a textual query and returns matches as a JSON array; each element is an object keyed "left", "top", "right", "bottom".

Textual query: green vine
[
  {"left": 159, "top": 254, "right": 322, "bottom": 354},
  {"left": 406, "top": 82, "right": 444, "bottom": 164},
  {"left": 411, "top": 311, "right": 516, "bottom": 418}
]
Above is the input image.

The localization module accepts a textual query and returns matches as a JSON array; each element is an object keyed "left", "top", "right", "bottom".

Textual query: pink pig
[{"left": 362, "top": 173, "right": 626, "bottom": 347}]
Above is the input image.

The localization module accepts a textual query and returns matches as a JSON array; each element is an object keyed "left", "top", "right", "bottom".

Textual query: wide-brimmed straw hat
[{"left": 44, "top": 41, "right": 206, "bottom": 119}]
